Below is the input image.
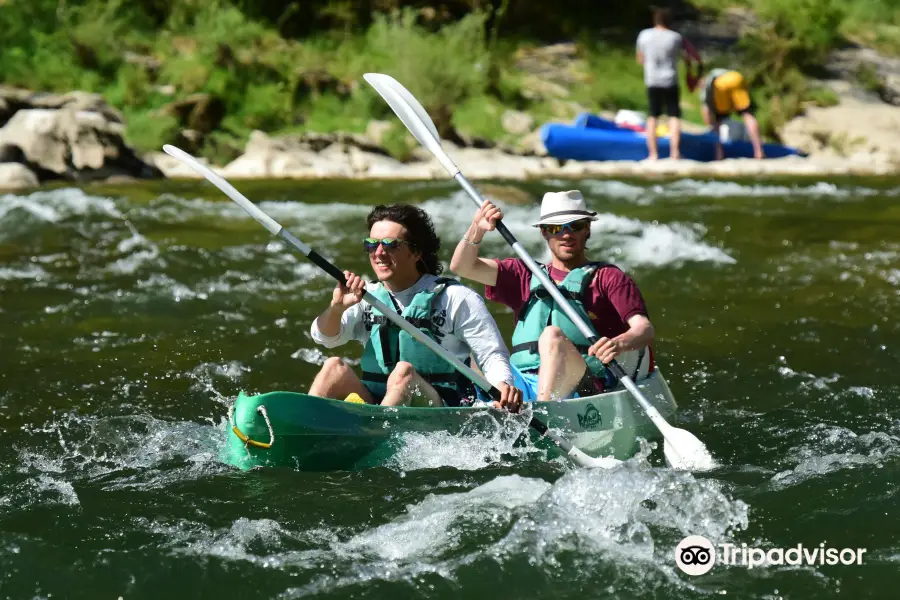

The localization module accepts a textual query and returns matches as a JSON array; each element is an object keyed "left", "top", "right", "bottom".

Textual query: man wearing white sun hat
[{"left": 450, "top": 190, "right": 656, "bottom": 402}]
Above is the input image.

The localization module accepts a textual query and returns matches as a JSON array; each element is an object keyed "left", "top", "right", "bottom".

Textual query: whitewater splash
[
  {"left": 575, "top": 179, "right": 897, "bottom": 204},
  {"left": 0, "top": 186, "right": 739, "bottom": 314},
  {"left": 166, "top": 468, "right": 748, "bottom": 597},
  {"left": 419, "top": 192, "right": 736, "bottom": 269}
]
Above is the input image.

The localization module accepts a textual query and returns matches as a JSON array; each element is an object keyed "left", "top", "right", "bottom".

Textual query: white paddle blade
[
  {"left": 363, "top": 73, "right": 460, "bottom": 177},
  {"left": 663, "top": 427, "right": 718, "bottom": 471},
  {"left": 364, "top": 73, "right": 440, "bottom": 143},
  {"left": 568, "top": 447, "right": 622, "bottom": 470}
]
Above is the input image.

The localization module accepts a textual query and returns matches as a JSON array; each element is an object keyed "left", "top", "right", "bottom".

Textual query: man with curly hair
[{"left": 309, "top": 204, "right": 523, "bottom": 410}]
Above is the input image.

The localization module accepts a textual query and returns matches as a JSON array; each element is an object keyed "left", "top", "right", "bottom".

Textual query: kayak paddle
[
  {"left": 161, "top": 144, "right": 621, "bottom": 470},
  {"left": 363, "top": 73, "right": 716, "bottom": 471}
]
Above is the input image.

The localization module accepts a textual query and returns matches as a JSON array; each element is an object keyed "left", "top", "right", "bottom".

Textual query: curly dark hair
[{"left": 366, "top": 204, "right": 443, "bottom": 275}]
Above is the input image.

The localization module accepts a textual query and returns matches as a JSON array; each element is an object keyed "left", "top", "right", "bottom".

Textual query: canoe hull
[
  {"left": 222, "top": 370, "right": 678, "bottom": 471},
  {"left": 542, "top": 114, "right": 801, "bottom": 162}
]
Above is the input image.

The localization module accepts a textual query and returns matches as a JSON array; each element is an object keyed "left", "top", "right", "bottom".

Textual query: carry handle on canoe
[
  {"left": 162, "top": 144, "right": 621, "bottom": 470},
  {"left": 363, "top": 73, "right": 716, "bottom": 471}
]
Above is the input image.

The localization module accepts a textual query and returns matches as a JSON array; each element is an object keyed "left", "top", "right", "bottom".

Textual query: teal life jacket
[
  {"left": 360, "top": 277, "right": 473, "bottom": 400},
  {"left": 510, "top": 263, "right": 615, "bottom": 387}
]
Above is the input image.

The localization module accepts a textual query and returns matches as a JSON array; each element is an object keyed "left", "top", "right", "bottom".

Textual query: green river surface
[{"left": 1, "top": 176, "right": 898, "bottom": 599}]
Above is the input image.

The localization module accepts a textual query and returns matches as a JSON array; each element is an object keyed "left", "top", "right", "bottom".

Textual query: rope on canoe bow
[{"left": 228, "top": 404, "right": 275, "bottom": 450}]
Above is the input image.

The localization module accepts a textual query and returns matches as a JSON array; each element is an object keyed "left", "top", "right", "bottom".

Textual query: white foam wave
[
  {"left": 16, "top": 412, "right": 226, "bottom": 485},
  {"left": 131, "top": 261, "right": 326, "bottom": 302},
  {"left": 769, "top": 424, "right": 900, "bottom": 489},
  {"left": 134, "top": 195, "right": 370, "bottom": 227},
  {"left": 0, "top": 264, "right": 49, "bottom": 280},
  {"left": 419, "top": 191, "right": 735, "bottom": 268},
  {"left": 342, "top": 475, "right": 549, "bottom": 562},
  {"left": 384, "top": 411, "right": 535, "bottom": 471},
  {"left": 189, "top": 361, "right": 251, "bottom": 399},
  {"left": 108, "top": 231, "right": 164, "bottom": 275},
  {"left": 582, "top": 179, "right": 883, "bottom": 201},
  {"left": 290, "top": 347, "right": 327, "bottom": 365},
  {"left": 593, "top": 213, "right": 736, "bottom": 267},
  {"left": 0, "top": 187, "right": 123, "bottom": 223},
  {"left": 775, "top": 356, "right": 842, "bottom": 392},
  {"left": 282, "top": 468, "right": 749, "bottom": 596}
]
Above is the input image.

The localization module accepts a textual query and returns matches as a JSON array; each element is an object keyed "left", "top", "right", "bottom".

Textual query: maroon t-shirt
[{"left": 485, "top": 258, "right": 648, "bottom": 339}]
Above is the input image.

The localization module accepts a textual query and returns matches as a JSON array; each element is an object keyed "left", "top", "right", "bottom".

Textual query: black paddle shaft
[{"left": 281, "top": 231, "right": 347, "bottom": 283}]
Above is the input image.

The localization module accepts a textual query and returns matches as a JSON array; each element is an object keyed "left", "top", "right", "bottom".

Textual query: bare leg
[
  {"left": 308, "top": 357, "right": 374, "bottom": 402},
  {"left": 669, "top": 117, "right": 681, "bottom": 159},
  {"left": 712, "top": 116, "right": 724, "bottom": 161},
  {"left": 536, "top": 326, "right": 589, "bottom": 401},
  {"left": 645, "top": 116, "right": 658, "bottom": 160},
  {"left": 380, "top": 361, "right": 443, "bottom": 407},
  {"left": 742, "top": 112, "right": 765, "bottom": 159},
  {"left": 701, "top": 106, "right": 724, "bottom": 160}
]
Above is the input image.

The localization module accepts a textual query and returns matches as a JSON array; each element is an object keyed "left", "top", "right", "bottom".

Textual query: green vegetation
[
  {"left": 689, "top": 0, "right": 898, "bottom": 138},
  {"left": 0, "top": 0, "right": 896, "bottom": 161}
]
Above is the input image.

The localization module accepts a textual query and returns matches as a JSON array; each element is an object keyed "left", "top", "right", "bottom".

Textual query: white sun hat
[{"left": 532, "top": 190, "right": 598, "bottom": 227}]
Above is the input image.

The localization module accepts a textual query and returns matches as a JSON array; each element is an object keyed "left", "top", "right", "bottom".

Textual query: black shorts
[{"left": 647, "top": 86, "right": 681, "bottom": 118}]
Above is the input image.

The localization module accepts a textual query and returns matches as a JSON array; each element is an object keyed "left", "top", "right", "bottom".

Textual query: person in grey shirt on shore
[{"left": 636, "top": 8, "right": 702, "bottom": 160}]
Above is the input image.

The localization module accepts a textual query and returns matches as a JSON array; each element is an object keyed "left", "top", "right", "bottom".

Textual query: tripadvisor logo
[
  {"left": 577, "top": 403, "right": 601, "bottom": 429},
  {"left": 675, "top": 535, "right": 716, "bottom": 576},
  {"left": 674, "top": 536, "right": 868, "bottom": 576}
]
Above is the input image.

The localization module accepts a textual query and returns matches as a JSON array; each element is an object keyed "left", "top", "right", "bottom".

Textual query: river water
[{"left": 1, "top": 176, "right": 898, "bottom": 599}]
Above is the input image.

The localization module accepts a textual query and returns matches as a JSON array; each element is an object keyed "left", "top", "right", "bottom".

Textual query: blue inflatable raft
[{"left": 541, "top": 113, "right": 802, "bottom": 162}]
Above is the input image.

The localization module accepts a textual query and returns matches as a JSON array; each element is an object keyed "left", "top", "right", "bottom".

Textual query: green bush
[
  {"left": 0, "top": 0, "right": 892, "bottom": 157},
  {"left": 123, "top": 109, "right": 181, "bottom": 153},
  {"left": 579, "top": 43, "right": 647, "bottom": 112},
  {"left": 236, "top": 83, "right": 294, "bottom": 132},
  {"left": 104, "top": 64, "right": 153, "bottom": 107},
  {"left": 452, "top": 94, "right": 509, "bottom": 141},
  {"left": 743, "top": 0, "right": 845, "bottom": 72},
  {"left": 362, "top": 8, "right": 491, "bottom": 136}
]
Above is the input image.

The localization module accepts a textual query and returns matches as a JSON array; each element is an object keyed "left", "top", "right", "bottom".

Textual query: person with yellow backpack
[{"left": 699, "top": 68, "right": 765, "bottom": 160}]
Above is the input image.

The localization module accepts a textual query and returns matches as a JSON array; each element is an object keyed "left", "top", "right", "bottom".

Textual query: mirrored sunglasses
[
  {"left": 540, "top": 220, "right": 591, "bottom": 236},
  {"left": 362, "top": 237, "right": 408, "bottom": 253}
]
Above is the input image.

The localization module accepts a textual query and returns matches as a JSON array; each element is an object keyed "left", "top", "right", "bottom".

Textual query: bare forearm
[
  {"left": 614, "top": 320, "right": 655, "bottom": 351},
  {"left": 450, "top": 220, "right": 502, "bottom": 287},
  {"left": 450, "top": 223, "right": 485, "bottom": 274},
  {"left": 315, "top": 304, "right": 347, "bottom": 338}
]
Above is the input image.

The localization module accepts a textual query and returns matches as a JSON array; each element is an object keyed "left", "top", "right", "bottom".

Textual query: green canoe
[{"left": 222, "top": 370, "right": 678, "bottom": 471}]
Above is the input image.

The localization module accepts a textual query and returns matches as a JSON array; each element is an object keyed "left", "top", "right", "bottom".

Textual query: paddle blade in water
[
  {"left": 663, "top": 427, "right": 718, "bottom": 471},
  {"left": 568, "top": 447, "right": 623, "bottom": 470}
]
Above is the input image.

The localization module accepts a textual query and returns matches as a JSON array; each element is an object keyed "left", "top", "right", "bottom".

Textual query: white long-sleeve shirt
[{"left": 310, "top": 274, "right": 514, "bottom": 388}]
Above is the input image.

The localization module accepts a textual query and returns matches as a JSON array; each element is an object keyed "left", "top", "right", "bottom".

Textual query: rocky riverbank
[
  {"left": 144, "top": 128, "right": 898, "bottom": 181},
  {"left": 0, "top": 86, "right": 162, "bottom": 190},
  {"left": 1, "top": 58, "right": 899, "bottom": 191}
]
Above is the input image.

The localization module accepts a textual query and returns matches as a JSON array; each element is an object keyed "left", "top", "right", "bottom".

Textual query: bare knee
[
  {"left": 319, "top": 356, "right": 349, "bottom": 378},
  {"left": 386, "top": 361, "right": 417, "bottom": 388},
  {"left": 538, "top": 326, "right": 568, "bottom": 354}
]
